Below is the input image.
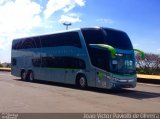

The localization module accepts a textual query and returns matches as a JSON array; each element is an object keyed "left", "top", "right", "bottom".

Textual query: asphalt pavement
[{"left": 0, "top": 72, "right": 160, "bottom": 113}]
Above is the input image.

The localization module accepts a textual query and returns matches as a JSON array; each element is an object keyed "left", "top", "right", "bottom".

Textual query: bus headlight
[
  {"left": 107, "top": 75, "right": 136, "bottom": 83},
  {"left": 113, "top": 77, "right": 119, "bottom": 81},
  {"left": 107, "top": 75, "right": 119, "bottom": 82}
]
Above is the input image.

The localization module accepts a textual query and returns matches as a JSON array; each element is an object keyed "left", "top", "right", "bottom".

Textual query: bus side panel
[
  {"left": 81, "top": 67, "right": 95, "bottom": 87},
  {"left": 78, "top": 31, "right": 97, "bottom": 87},
  {"left": 11, "top": 50, "right": 26, "bottom": 77}
]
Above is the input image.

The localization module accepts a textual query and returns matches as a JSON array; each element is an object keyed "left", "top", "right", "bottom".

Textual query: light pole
[{"left": 63, "top": 22, "right": 72, "bottom": 30}]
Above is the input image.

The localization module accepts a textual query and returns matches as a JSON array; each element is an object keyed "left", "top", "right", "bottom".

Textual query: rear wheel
[
  {"left": 21, "top": 71, "right": 26, "bottom": 81},
  {"left": 28, "top": 71, "right": 34, "bottom": 82},
  {"left": 77, "top": 75, "right": 87, "bottom": 89}
]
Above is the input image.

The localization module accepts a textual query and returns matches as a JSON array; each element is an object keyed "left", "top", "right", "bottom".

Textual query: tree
[
  {"left": 136, "top": 53, "right": 160, "bottom": 75},
  {"left": 0, "top": 63, "right": 3, "bottom": 67}
]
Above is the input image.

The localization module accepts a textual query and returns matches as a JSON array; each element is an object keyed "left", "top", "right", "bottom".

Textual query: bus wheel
[
  {"left": 28, "top": 71, "right": 34, "bottom": 82},
  {"left": 77, "top": 75, "right": 87, "bottom": 89},
  {"left": 21, "top": 70, "right": 26, "bottom": 81}
]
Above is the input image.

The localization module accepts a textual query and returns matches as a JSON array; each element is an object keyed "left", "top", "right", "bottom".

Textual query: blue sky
[{"left": 0, "top": 0, "right": 160, "bottom": 62}]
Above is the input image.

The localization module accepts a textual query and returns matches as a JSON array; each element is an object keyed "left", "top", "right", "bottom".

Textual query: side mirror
[
  {"left": 89, "top": 44, "right": 116, "bottom": 58},
  {"left": 134, "top": 49, "right": 145, "bottom": 60}
]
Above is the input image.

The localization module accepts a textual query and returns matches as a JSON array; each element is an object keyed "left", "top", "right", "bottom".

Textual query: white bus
[{"left": 11, "top": 27, "right": 142, "bottom": 89}]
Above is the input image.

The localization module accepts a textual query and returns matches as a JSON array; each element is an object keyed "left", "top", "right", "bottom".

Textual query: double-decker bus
[{"left": 11, "top": 27, "right": 142, "bottom": 89}]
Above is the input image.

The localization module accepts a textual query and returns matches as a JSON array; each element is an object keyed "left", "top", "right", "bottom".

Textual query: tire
[
  {"left": 28, "top": 71, "right": 34, "bottom": 82},
  {"left": 21, "top": 71, "right": 26, "bottom": 81},
  {"left": 77, "top": 75, "right": 87, "bottom": 89}
]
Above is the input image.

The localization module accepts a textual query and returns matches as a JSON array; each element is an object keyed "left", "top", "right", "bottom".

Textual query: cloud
[
  {"left": 75, "top": 0, "right": 85, "bottom": 6},
  {"left": 0, "top": 0, "right": 8, "bottom": 5},
  {"left": 0, "top": 0, "right": 42, "bottom": 62},
  {"left": 96, "top": 18, "right": 114, "bottom": 24},
  {"left": 44, "top": 0, "right": 85, "bottom": 19},
  {"left": 0, "top": 0, "right": 86, "bottom": 62},
  {"left": 0, "top": 0, "right": 41, "bottom": 34},
  {"left": 157, "top": 49, "right": 160, "bottom": 51},
  {"left": 58, "top": 14, "right": 81, "bottom": 23}
]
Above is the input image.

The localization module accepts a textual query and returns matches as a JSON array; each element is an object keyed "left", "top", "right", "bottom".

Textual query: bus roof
[{"left": 13, "top": 27, "right": 124, "bottom": 41}]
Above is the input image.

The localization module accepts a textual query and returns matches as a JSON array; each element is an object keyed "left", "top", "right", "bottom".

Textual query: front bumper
[{"left": 106, "top": 74, "right": 137, "bottom": 89}]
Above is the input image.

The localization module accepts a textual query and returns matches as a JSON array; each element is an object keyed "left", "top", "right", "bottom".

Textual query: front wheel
[{"left": 77, "top": 75, "right": 87, "bottom": 89}]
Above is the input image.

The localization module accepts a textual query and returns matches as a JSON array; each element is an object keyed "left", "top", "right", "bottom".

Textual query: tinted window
[
  {"left": 41, "top": 56, "right": 85, "bottom": 69},
  {"left": 41, "top": 32, "right": 82, "bottom": 48},
  {"left": 12, "top": 37, "right": 41, "bottom": 49},
  {"left": 32, "top": 57, "right": 41, "bottom": 67},
  {"left": 82, "top": 28, "right": 133, "bottom": 50},
  {"left": 82, "top": 29, "right": 110, "bottom": 71},
  {"left": 34, "top": 37, "right": 41, "bottom": 48},
  {"left": 86, "top": 48, "right": 110, "bottom": 71},
  {"left": 82, "top": 29, "right": 106, "bottom": 45},
  {"left": 12, "top": 40, "right": 22, "bottom": 49},
  {"left": 12, "top": 32, "right": 81, "bottom": 50},
  {"left": 104, "top": 29, "right": 133, "bottom": 50},
  {"left": 21, "top": 38, "right": 36, "bottom": 49}
]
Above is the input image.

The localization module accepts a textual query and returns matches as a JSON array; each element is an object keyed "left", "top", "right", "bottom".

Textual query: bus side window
[
  {"left": 41, "top": 32, "right": 82, "bottom": 48},
  {"left": 78, "top": 59, "right": 86, "bottom": 69},
  {"left": 12, "top": 58, "right": 17, "bottom": 66},
  {"left": 32, "top": 58, "right": 41, "bottom": 67}
]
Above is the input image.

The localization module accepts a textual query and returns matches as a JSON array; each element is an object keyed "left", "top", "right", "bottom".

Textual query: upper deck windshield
[
  {"left": 82, "top": 28, "right": 133, "bottom": 50},
  {"left": 103, "top": 29, "right": 133, "bottom": 50}
]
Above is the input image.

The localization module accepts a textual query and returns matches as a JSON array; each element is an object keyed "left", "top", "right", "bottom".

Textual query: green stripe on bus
[
  {"left": 134, "top": 49, "right": 145, "bottom": 60},
  {"left": 96, "top": 44, "right": 116, "bottom": 58}
]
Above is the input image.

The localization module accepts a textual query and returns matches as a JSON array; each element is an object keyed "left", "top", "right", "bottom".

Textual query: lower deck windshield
[
  {"left": 88, "top": 48, "right": 136, "bottom": 75},
  {"left": 110, "top": 53, "right": 136, "bottom": 75}
]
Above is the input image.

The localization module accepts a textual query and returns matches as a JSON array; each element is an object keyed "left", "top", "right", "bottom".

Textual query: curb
[
  {"left": 0, "top": 69, "right": 11, "bottom": 72},
  {"left": 137, "top": 78, "right": 160, "bottom": 85}
]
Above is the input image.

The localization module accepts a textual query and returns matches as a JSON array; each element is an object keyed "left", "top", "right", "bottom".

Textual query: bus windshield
[
  {"left": 103, "top": 29, "right": 135, "bottom": 74},
  {"left": 82, "top": 28, "right": 135, "bottom": 75},
  {"left": 104, "top": 29, "right": 133, "bottom": 50}
]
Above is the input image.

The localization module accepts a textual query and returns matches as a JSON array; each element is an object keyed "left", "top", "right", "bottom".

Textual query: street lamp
[{"left": 63, "top": 22, "right": 72, "bottom": 30}]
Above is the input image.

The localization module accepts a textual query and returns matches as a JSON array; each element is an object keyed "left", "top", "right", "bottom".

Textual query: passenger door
[{"left": 95, "top": 69, "right": 107, "bottom": 88}]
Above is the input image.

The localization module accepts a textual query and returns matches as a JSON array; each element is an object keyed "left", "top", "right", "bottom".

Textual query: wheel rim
[
  {"left": 22, "top": 72, "right": 26, "bottom": 80},
  {"left": 29, "top": 72, "right": 33, "bottom": 81},
  {"left": 79, "top": 77, "right": 85, "bottom": 87}
]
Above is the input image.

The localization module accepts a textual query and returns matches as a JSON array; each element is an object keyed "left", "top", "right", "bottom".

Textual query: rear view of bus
[{"left": 82, "top": 27, "right": 137, "bottom": 89}]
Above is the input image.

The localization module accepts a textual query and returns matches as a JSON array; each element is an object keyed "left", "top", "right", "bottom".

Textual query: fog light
[
  {"left": 128, "top": 79, "right": 134, "bottom": 82},
  {"left": 113, "top": 77, "right": 119, "bottom": 81},
  {"left": 119, "top": 80, "right": 127, "bottom": 83}
]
